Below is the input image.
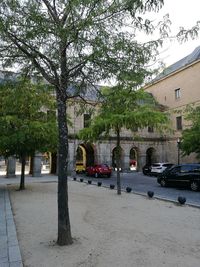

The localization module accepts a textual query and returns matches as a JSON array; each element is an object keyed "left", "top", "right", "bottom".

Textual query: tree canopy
[
  {"left": 0, "top": 0, "right": 168, "bottom": 245},
  {"left": 0, "top": 79, "right": 57, "bottom": 188},
  {"left": 180, "top": 106, "right": 200, "bottom": 159},
  {"left": 0, "top": 0, "right": 167, "bottom": 86},
  {"left": 79, "top": 84, "right": 169, "bottom": 194}
]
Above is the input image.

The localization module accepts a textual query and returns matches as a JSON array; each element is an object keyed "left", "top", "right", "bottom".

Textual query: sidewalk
[
  {"left": 0, "top": 174, "right": 58, "bottom": 267},
  {"left": 0, "top": 186, "right": 23, "bottom": 267}
]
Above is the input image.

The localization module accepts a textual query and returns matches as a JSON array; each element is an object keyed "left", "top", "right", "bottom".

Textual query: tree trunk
[
  {"left": 50, "top": 152, "right": 57, "bottom": 174},
  {"left": 116, "top": 128, "right": 121, "bottom": 195},
  {"left": 29, "top": 156, "right": 34, "bottom": 174},
  {"left": 56, "top": 94, "right": 73, "bottom": 246},
  {"left": 19, "top": 155, "right": 26, "bottom": 190}
]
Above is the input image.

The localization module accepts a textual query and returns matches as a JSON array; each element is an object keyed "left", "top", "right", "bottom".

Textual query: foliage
[
  {"left": 0, "top": 0, "right": 169, "bottom": 87},
  {"left": 79, "top": 85, "right": 169, "bottom": 142},
  {"left": 0, "top": 0, "right": 168, "bottom": 245},
  {"left": 177, "top": 21, "right": 200, "bottom": 42},
  {"left": 0, "top": 79, "right": 57, "bottom": 158},
  {"left": 78, "top": 84, "right": 169, "bottom": 195},
  {"left": 181, "top": 106, "right": 200, "bottom": 158}
]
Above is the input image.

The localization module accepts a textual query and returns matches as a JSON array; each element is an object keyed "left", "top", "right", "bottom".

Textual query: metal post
[
  {"left": 177, "top": 138, "right": 181, "bottom": 165},
  {"left": 72, "top": 103, "right": 77, "bottom": 178}
]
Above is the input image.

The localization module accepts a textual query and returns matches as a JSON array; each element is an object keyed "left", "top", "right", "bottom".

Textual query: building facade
[
  {"left": 144, "top": 46, "right": 200, "bottom": 165},
  {"left": 1, "top": 47, "right": 200, "bottom": 177},
  {"left": 67, "top": 47, "right": 200, "bottom": 173}
]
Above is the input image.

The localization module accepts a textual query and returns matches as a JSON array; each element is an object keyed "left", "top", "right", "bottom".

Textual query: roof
[
  {"left": 67, "top": 84, "right": 102, "bottom": 101},
  {"left": 154, "top": 46, "right": 200, "bottom": 82},
  {"left": 0, "top": 70, "right": 101, "bottom": 101}
]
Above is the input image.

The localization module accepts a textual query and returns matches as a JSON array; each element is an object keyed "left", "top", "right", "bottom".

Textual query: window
[
  {"left": 176, "top": 116, "right": 182, "bottom": 130},
  {"left": 152, "top": 164, "right": 161, "bottom": 167},
  {"left": 163, "top": 164, "right": 173, "bottom": 168},
  {"left": 175, "top": 88, "right": 181, "bottom": 99},
  {"left": 191, "top": 166, "right": 200, "bottom": 173},
  {"left": 148, "top": 126, "right": 154, "bottom": 133},
  {"left": 83, "top": 114, "right": 91, "bottom": 128},
  {"left": 170, "top": 166, "right": 181, "bottom": 174},
  {"left": 180, "top": 165, "right": 192, "bottom": 173},
  {"left": 132, "top": 126, "right": 138, "bottom": 132}
]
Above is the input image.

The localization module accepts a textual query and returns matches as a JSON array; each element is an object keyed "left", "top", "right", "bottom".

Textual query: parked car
[
  {"left": 142, "top": 164, "right": 152, "bottom": 175},
  {"left": 76, "top": 162, "right": 86, "bottom": 173},
  {"left": 157, "top": 163, "right": 200, "bottom": 191},
  {"left": 86, "top": 164, "right": 112, "bottom": 178},
  {"left": 150, "top": 162, "right": 174, "bottom": 176}
]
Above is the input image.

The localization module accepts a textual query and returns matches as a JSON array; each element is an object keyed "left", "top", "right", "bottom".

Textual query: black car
[
  {"left": 157, "top": 164, "right": 200, "bottom": 191},
  {"left": 142, "top": 164, "right": 152, "bottom": 175}
]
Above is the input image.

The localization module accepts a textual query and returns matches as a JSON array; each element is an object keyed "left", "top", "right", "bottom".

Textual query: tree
[
  {"left": 180, "top": 106, "right": 200, "bottom": 159},
  {"left": 0, "top": 79, "right": 57, "bottom": 190},
  {"left": 177, "top": 21, "right": 200, "bottom": 42},
  {"left": 78, "top": 85, "right": 169, "bottom": 195},
  {"left": 0, "top": 0, "right": 168, "bottom": 245}
]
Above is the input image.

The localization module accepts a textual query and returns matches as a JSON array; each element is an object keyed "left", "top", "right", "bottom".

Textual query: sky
[{"left": 151, "top": 0, "right": 200, "bottom": 67}]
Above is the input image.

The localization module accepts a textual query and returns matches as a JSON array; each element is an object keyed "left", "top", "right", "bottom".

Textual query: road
[{"left": 78, "top": 171, "right": 200, "bottom": 207}]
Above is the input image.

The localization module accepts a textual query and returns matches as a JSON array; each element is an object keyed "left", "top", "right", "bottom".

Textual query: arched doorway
[
  {"left": 76, "top": 143, "right": 95, "bottom": 172},
  {"left": 112, "top": 146, "right": 124, "bottom": 171},
  {"left": 129, "top": 147, "right": 138, "bottom": 171},
  {"left": 146, "top": 147, "right": 157, "bottom": 165}
]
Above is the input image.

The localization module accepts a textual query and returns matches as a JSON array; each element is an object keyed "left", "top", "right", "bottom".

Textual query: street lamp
[{"left": 177, "top": 138, "right": 181, "bottom": 165}]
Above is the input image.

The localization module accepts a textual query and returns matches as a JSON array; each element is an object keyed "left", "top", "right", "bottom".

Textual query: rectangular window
[
  {"left": 176, "top": 116, "right": 182, "bottom": 130},
  {"left": 148, "top": 126, "right": 154, "bottom": 133},
  {"left": 175, "top": 88, "right": 181, "bottom": 99},
  {"left": 132, "top": 126, "right": 138, "bottom": 132},
  {"left": 83, "top": 114, "right": 91, "bottom": 128}
]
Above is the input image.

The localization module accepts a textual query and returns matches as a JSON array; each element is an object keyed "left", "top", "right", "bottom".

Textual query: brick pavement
[{"left": 0, "top": 186, "right": 23, "bottom": 267}]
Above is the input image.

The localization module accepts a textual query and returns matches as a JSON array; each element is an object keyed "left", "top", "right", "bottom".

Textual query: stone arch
[
  {"left": 77, "top": 143, "right": 95, "bottom": 167},
  {"left": 146, "top": 147, "right": 157, "bottom": 165},
  {"left": 129, "top": 147, "right": 139, "bottom": 171},
  {"left": 112, "top": 146, "right": 124, "bottom": 170}
]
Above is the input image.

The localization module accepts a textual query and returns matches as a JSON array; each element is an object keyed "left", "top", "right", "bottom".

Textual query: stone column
[
  {"left": 123, "top": 154, "right": 130, "bottom": 171},
  {"left": 137, "top": 153, "right": 146, "bottom": 172},
  {"left": 6, "top": 157, "right": 16, "bottom": 178},
  {"left": 32, "top": 153, "right": 42, "bottom": 177}
]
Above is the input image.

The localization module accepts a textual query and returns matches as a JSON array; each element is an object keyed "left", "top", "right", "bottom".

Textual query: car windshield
[
  {"left": 163, "top": 164, "right": 173, "bottom": 167},
  {"left": 152, "top": 164, "right": 161, "bottom": 167},
  {"left": 162, "top": 167, "right": 173, "bottom": 173},
  {"left": 96, "top": 164, "right": 108, "bottom": 168}
]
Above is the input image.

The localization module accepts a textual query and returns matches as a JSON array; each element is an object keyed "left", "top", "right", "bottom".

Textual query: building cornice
[{"left": 144, "top": 59, "right": 200, "bottom": 89}]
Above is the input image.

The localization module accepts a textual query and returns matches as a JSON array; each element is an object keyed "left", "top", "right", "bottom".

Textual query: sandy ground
[{"left": 9, "top": 181, "right": 200, "bottom": 267}]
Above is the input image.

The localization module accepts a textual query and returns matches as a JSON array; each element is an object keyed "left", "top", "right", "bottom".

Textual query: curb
[{"left": 70, "top": 178, "right": 200, "bottom": 209}]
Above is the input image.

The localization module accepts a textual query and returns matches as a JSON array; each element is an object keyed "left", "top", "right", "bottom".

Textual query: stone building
[
  {"left": 144, "top": 46, "right": 200, "bottom": 165},
  {"left": 68, "top": 46, "right": 200, "bottom": 172},
  {"left": 1, "top": 47, "right": 200, "bottom": 177}
]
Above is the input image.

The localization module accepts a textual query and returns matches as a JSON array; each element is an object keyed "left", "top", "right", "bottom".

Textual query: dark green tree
[
  {"left": 0, "top": 79, "right": 57, "bottom": 190},
  {"left": 180, "top": 106, "right": 200, "bottom": 159},
  {"left": 79, "top": 85, "right": 169, "bottom": 195},
  {"left": 0, "top": 0, "right": 168, "bottom": 245}
]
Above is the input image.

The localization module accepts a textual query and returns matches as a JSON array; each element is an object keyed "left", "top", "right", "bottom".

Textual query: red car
[{"left": 86, "top": 164, "right": 112, "bottom": 178}]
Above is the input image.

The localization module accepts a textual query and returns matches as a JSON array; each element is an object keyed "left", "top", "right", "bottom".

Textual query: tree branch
[
  {"left": 41, "top": 0, "right": 59, "bottom": 23},
  {"left": 6, "top": 30, "right": 59, "bottom": 85},
  {"left": 7, "top": 32, "right": 57, "bottom": 85}
]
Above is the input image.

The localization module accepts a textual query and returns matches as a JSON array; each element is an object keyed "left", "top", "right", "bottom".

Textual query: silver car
[{"left": 151, "top": 163, "right": 174, "bottom": 176}]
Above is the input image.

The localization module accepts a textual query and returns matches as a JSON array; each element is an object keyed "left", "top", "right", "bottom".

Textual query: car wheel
[
  {"left": 160, "top": 179, "right": 166, "bottom": 187},
  {"left": 190, "top": 181, "right": 199, "bottom": 191},
  {"left": 94, "top": 173, "right": 99, "bottom": 178},
  {"left": 107, "top": 174, "right": 111, "bottom": 178}
]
